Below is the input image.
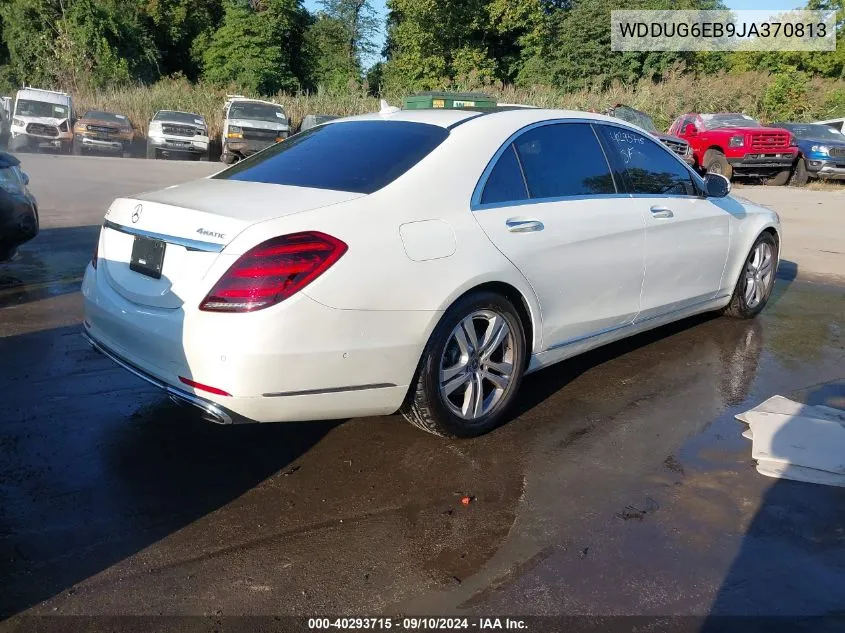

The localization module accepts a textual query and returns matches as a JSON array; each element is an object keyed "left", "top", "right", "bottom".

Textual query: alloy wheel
[
  {"left": 743, "top": 241, "right": 775, "bottom": 308},
  {"left": 439, "top": 310, "right": 515, "bottom": 421}
]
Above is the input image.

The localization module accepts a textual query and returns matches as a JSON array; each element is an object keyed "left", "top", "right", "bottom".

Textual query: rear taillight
[
  {"left": 92, "top": 237, "right": 99, "bottom": 269},
  {"left": 199, "top": 231, "right": 347, "bottom": 313}
]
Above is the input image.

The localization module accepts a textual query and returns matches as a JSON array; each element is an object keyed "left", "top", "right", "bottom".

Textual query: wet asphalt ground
[{"left": 1, "top": 155, "right": 845, "bottom": 628}]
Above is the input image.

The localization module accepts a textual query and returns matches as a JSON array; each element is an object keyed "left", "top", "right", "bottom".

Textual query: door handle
[
  {"left": 650, "top": 206, "right": 674, "bottom": 219},
  {"left": 506, "top": 218, "right": 544, "bottom": 233}
]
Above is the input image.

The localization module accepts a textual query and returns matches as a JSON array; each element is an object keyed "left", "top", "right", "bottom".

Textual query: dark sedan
[{"left": 0, "top": 152, "right": 38, "bottom": 261}]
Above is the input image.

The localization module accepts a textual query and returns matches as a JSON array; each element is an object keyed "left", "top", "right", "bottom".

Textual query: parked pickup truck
[
  {"left": 815, "top": 117, "right": 845, "bottom": 135},
  {"left": 147, "top": 110, "right": 210, "bottom": 160},
  {"left": 669, "top": 113, "right": 798, "bottom": 184},
  {"left": 73, "top": 110, "right": 135, "bottom": 157},
  {"left": 604, "top": 104, "right": 694, "bottom": 167},
  {"left": 773, "top": 122, "right": 845, "bottom": 185},
  {"left": 299, "top": 114, "right": 338, "bottom": 133},
  {"left": 220, "top": 96, "right": 289, "bottom": 164}
]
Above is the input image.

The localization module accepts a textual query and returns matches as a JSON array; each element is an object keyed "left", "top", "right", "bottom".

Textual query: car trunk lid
[{"left": 99, "top": 178, "right": 363, "bottom": 309}]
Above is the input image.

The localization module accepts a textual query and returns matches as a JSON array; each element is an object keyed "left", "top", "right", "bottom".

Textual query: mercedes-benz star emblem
[{"left": 131, "top": 204, "right": 142, "bottom": 224}]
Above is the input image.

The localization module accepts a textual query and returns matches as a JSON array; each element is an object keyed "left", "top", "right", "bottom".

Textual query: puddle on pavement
[
  {"left": 399, "top": 279, "right": 845, "bottom": 613},
  {"left": 3, "top": 266, "right": 845, "bottom": 615},
  {"left": 0, "top": 224, "right": 98, "bottom": 308}
]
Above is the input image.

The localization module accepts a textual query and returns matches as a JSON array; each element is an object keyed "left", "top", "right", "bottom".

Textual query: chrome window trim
[
  {"left": 474, "top": 192, "right": 633, "bottom": 212},
  {"left": 471, "top": 117, "right": 711, "bottom": 211},
  {"left": 103, "top": 219, "right": 224, "bottom": 253}
]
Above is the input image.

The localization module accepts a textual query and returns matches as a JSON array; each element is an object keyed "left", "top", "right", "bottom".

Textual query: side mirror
[
  {"left": 704, "top": 172, "right": 730, "bottom": 198},
  {"left": 21, "top": 171, "right": 29, "bottom": 186},
  {"left": 684, "top": 123, "right": 698, "bottom": 136}
]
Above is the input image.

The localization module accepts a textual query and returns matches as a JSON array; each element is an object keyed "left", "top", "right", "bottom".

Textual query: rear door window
[
  {"left": 512, "top": 123, "right": 617, "bottom": 199},
  {"left": 216, "top": 120, "right": 449, "bottom": 194}
]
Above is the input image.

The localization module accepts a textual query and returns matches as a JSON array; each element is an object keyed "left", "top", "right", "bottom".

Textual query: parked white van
[{"left": 9, "top": 87, "right": 73, "bottom": 153}]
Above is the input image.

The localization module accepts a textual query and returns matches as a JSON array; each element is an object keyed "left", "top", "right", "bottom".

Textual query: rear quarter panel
[{"left": 222, "top": 112, "right": 549, "bottom": 349}]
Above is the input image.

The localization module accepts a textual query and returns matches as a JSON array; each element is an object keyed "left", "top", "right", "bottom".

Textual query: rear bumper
[
  {"left": 83, "top": 329, "right": 239, "bottom": 425},
  {"left": 81, "top": 263, "right": 435, "bottom": 423}
]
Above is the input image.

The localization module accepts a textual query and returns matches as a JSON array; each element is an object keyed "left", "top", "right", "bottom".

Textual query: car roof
[
  {"left": 228, "top": 98, "right": 283, "bottom": 107},
  {"left": 81, "top": 110, "right": 128, "bottom": 118},
  {"left": 16, "top": 88, "right": 71, "bottom": 105},
  {"left": 336, "top": 107, "right": 628, "bottom": 129}
]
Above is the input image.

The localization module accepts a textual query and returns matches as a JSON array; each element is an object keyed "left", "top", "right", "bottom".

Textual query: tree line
[{"left": 0, "top": 0, "right": 842, "bottom": 98}]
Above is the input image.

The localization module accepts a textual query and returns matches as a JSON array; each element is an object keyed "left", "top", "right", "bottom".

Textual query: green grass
[{"left": 71, "top": 71, "right": 845, "bottom": 140}]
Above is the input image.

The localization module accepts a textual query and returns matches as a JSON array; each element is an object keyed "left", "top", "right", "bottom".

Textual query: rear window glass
[{"left": 215, "top": 121, "right": 449, "bottom": 194}]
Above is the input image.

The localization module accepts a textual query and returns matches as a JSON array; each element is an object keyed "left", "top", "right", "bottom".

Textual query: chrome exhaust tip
[{"left": 166, "top": 390, "right": 232, "bottom": 425}]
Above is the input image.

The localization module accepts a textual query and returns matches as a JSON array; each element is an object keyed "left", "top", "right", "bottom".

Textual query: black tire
[
  {"left": 765, "top": 169, "right": 791, "bottom": 186},
  {"left": 146, "top": 144, "right": 157, "bottom": 160},
  {"left": 703, "top": 149, "right": 733, "bottom": 180},
  {"left": 722, "top": 232, "right": 779, "bottom": 319},
  {"left": 790, "top": 157, "right": 809, "bottom": 186},
  {"left": 401, "top": 291, "right": 527, "bottom": 438}
]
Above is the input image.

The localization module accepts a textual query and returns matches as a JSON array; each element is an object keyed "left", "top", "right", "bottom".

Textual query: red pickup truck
[{"left": 668, "top": 113, "right": 798, "bottom": 185}]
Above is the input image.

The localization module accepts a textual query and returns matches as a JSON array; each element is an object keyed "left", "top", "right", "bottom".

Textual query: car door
[
  {"left": 594, "top": 123, "right": 730, "bottom": 320},
  {"left": 471, "top": 121, "right": 646, "bottom": 350}
]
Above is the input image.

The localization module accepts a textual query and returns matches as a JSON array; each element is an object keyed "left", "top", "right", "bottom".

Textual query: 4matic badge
[{"left": 197, "top": 228, "right": 226, "bottom": 240}]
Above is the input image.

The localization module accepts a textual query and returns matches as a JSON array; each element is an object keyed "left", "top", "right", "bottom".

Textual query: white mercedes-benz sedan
[{"left": 82, "top": 107, "right": 780, "bottom": 438}]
